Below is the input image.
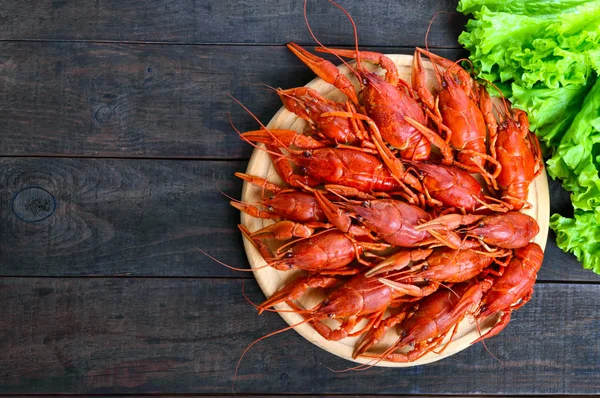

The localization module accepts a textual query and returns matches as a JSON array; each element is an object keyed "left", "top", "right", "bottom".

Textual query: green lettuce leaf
[
  {"left": 551, "top": 209, "right": 600, "bottom": 274},
  {"left": 546, "top": 77, "right": 600, "bottom": 212},
  {"left": 510, "top": 82, "right": 590, "bottom": 149},
  {"left": 458, "top": 0, "right": 592, "bottom": 16},
  {"left": 458, "top": 2, "right": 600, "bottom": 89}
]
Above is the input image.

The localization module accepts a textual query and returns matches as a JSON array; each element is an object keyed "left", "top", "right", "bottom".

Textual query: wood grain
[
  {"left": 0, "top": 157, "right": 593, "bottom": 282},
  {"left": 0, "top": 158, "right": 246, "bottom": 277},
  {"left": 0, "top": 0, "right": 467, "bottom": 47},
  {"left": 0, "top": 278, "right": 598, "bottom": 394},
  {"left": 0, "top": 43, "right": 465, "bottom": 159}
]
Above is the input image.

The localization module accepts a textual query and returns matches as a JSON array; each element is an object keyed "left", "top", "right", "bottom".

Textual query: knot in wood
[
  {"left": 12, "top": 187, "right": 56, "bottom": 222},
  {"left": 94, "top": 105, "right": 113, "bottom": 124}
]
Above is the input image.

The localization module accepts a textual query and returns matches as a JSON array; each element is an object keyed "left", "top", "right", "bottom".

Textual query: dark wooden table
[{"left": 1, "top": 1, "right": 599, "bottom": 396}]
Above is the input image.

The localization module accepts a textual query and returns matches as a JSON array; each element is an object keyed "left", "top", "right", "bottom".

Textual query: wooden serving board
[{"left": 239, "top": 54, "right": 550, "bottom": 367}]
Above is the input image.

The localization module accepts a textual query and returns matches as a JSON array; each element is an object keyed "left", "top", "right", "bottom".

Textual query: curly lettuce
[
  {"left": 457, "top": 0, "right": 592, "bottom": 16},
  {"left": 547, "top": 78, "right": 600, "bottom": 212},
  {"left": 459, "top": 2, "right": 600, "bottom": 91},
  {"left": 552, "top": 210, "right": 600, "bottom": 274},
  {"left": 459, "top": 0, "right": 600, "bottom": 273},
  {"left": 511, "top": 83, "right": 590, "bottom": 149}
]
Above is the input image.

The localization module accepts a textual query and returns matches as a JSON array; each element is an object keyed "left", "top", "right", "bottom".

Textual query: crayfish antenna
[
  {"left": 472, "top": 314, "right": 504, "bottom": 365},
  {"left": 232, "top": 317, "right": 313, "bottom": 391},
  {"left": 241, "top": 281, "right": 313, "bottom": 315},
  {"left": 274, "top": 227, "right": 332, "bottom": 254},
  {"left": 228, "top": 94, "right": 297, "bottom": 156},
  {"left": 247, "top": 82, "right": 280, "bottom": 94},
  {"left": 213, "top": 172, "right": 249, "bottom": 206},
  {"left": 438, "top": 282, "right": 459, "bottom": 299},
  {"left": 478, "top": 77, "right": 511, "bottom": 117},
  {"left": 228, "top": 109, "right": 286, "bottom": 159},
  {"left": 423, "top": 11, "right": 449, "bottom": 85},
  {"left": 197, "top": 248, "right": 270, "bottom": 272},
  {"left": 325, "top": 338, "right": 402, "bottom": 372},
  {"left": 350, "top": 335, "right": 409, "bottom": 371},
  {"left": 324, "top": 0, "right": 361, "bottom": 68},
  {"left": 302, "top": 0, "right": 362, "bottom": 83}
]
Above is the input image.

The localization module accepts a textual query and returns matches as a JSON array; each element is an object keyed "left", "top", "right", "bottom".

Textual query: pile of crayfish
[{"left": 230, "top": 5, "right": 544, "bottom": 365}]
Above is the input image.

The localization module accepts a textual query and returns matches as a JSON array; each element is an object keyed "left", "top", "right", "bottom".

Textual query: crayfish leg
[
  {"left": 311, "top": 316, "right": 358, "bottom": 342},
  {"left": 412, "top": 49, "right": 436, "bottom": 111},
  {"left": 324, "top": 184, "right": 379, "bottom": 200},
  {"left": 258, "top": 275, "right": 339, "bottom": 314},
  {"left": 416, "top": 48, "right": 475, "bottom": 97},
  {"left": 377, "top": 278, "right": 424, "bottom": 297},
  {"left": 241, "top": 128, "right": 327, "bottom": 149},
  {"left": 415, "top": 214, "right": 484, "bottom": 232},
  {"left": 353, "top": 309, "right": 407, "bottom": 358},
  {"left": 230, "top": 200, "right": 277, "bottom": 219},
  {"left": 365, "top": 248, "right": 432, "bottom": 277},
  {"left": 238, "top": 224, "right": 275, "bottom": 261},
  {"left": 472, "top": 310, "right": 512, "bottom": 345},
  {"left": 234, "top": 172, "right": 283, "bottom": 193},
  {"left": 267, "top": 144, "right": 319, "bottom": 188},
  {"left": 318, "top": 266, "right": 363, "bottom": 276},
  {"left": 287, "top": 42, "right": 359, "bottom": 105},
  {"left": 315, "top": 47, "right": 401, "bottom": 87},
  {"left": 404, "top": 117, "right": 454, "bottom": 165},
  {"left": 250, "top": 220, "right": 314, "bottom": 241}
]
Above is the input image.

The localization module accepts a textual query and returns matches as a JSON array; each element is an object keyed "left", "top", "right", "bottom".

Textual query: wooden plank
[
  {"left": 0, "top": 158, "right": 594, "bottom": 281},
  {"left": 0, "top": 42, "right": 465, "bottom": 159},
  {"left": 0, "top": 278, "right": 597, "bottom": 394},
  {"left": 0, "top": 158, "right": 245, "bottom": 277},
  {"left": 0, "top": 0, "right": 467, "bottom": 47},
  {"left": 1, "top": 396, "right": 584, "bottom": 398},
  {"left": 2, "top": 393, "right": 572, "bottom": 398}
]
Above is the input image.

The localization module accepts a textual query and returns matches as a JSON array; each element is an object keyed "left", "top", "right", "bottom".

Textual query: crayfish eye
[
  {"left": 300, "top": 166, "right": 308, "bottom": 174},
  {"left": 423, "top": 278, "right": 429, "bottom": 284},
  {"left": 267, "top": 206, "right": 274, "bottom": 212},
  {"left": 303, "top": 150, "right": 312, "bottom": 158},
  {"left": 362, "top": 78, "right": 368, "bottom": 85},
  {"left": 284, "top": 252, "right": 294, "bottom": 258},
  {"left": 269, "top": 195, "right": 275, "bottom": 200},
  {"left": 480, "top": 304, "right": 487, "bottom": 312},
  {"left": 327, "top": 313, "right": 334, "bottom": 318},
  {"left": 422, "top": 264, "right": 429, "bottom": 271},
  {"left": 288, "top": 264, "right": 295, "bottom": 269},
  {"left": 478, "top": 222, "right": 485, "bottom": 228},
  {"left": 323, "top": 299, "right": 330, "bottom": 305},
  {"left": 356, "top": 215, "right": 364, "bottom": 223},
  {"left": 441, "top": 80, "right": 448, "bottom": 88},
  {"left": 362, "top": 201, "right": 370, "bottom": 208}
]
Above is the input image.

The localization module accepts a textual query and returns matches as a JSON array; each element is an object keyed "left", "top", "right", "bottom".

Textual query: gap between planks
[
  {"left": 0, "top": 155, "right": 250, "bottom": 162},
  {"left": 0, "top": 39, "right": 464, "bottom": 49},
  {"left": 0, "top": 394, "right": 588, "bottom": 397},
  {"left": 0, "top": 276, "right": 595, "bottom": 285}
]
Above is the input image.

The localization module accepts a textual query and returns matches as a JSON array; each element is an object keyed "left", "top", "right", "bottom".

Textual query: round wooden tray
[{"left": 239, "top": 54, "right": 549, "bottom": 367}]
